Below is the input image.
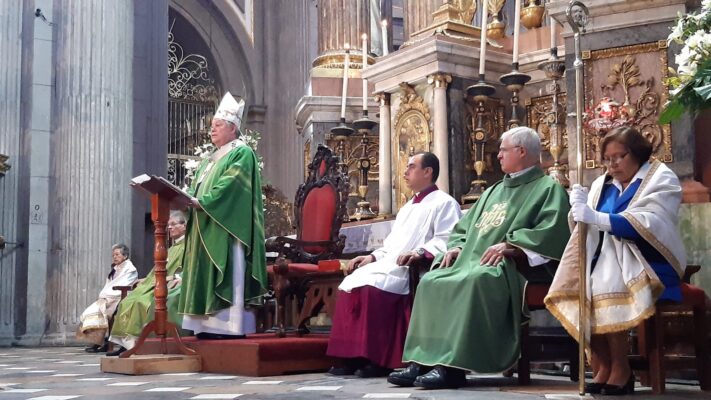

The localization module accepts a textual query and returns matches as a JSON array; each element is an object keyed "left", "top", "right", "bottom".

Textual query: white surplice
[
  {"left": 79, "top": 259, "right": 138, "bottom": 333},
  {"left": 181, "top": 240, "right": 256, "bottom": 335},
  {"left": 339, "top": 190, "right": 462, "bottom": 295}
]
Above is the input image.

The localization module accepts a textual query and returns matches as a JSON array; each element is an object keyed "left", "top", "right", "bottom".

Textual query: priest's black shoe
[
  {"left": 85, "top": 343, "right": 108, "bottom": 353},
  {"left": 601, "top": 374, "right": 635, "bottom": 396},
  {"left": 355, "top": 364, "right": 393, "bottom": 378},
  {"left": 328, "top": 365, "right": 358, "bottom": 376},
  {"left": 584, "top": 381, "right": 605, "bottom": 394},
  {"left": 106, "top": 346, "right": 127, "bottom": 357},
  {"left": 413, "top": 365, "right": 467, "bottom": 389},
  {"left": 387, "top": 363, "right": 432, "bottom": 387},
  {"left": 196, "top": 332, "right": 246, "bottom": 340}
]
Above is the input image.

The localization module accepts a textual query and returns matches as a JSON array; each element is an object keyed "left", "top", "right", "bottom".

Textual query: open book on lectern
[{"left": 130, "top": 174, "right": 193, "bottom": 209}]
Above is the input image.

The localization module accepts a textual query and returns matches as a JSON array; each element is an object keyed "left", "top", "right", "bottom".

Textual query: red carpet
[{"left": 136, "top": 333, "right": 336, "bottom": 376}]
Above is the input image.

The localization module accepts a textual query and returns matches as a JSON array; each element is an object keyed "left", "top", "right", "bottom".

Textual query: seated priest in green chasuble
[
  {"left": 108, "top": 211, "right": 188, "bottom": 356},
  {"left": 177, "top": 92, "right": 268, "bottom": 339},
  {"left": 388, "top": 127, "right": 571, "bottom": 390}
]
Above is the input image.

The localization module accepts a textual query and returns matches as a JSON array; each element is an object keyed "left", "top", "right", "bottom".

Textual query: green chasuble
[
  {"left": 111, "top": 240, "right": 186, "bottom": 339},
  {"left": 178, "top": 141, "right": 268, "bottom": 316},
  {"left": 402, "top": 167, "right": 570, "bottom": 372}
]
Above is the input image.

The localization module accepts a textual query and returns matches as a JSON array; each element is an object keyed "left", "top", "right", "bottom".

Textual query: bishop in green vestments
[
  {"left": 178, "top": 92, "right": 268, "bottom": 339},
  {"left": 108, "top": 211, "right": 188, "bottom": 354},
  {"left": 389, "top": 127, "right": 571, "bottom": 389}
]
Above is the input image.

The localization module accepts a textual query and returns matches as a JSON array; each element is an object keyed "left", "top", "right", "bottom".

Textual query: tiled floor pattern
[{"left": 0, "top": 347, "right": 707, "bottom": 399}]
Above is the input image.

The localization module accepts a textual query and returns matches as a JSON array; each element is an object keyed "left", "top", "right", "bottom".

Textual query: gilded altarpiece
[
  {"left": 582, "top": 41, "right": 672, "bottom": 168},
  {"left": 464, "top": 97, "right": 506, "bottom": 185},
  {"left": 325, "top": 132, "right": 380, "bottom": 212},
  {"left": 526, "top": 93, "right": 568, "bottom": 165},
  {"left": 393, "top": 83, "right": 432, "bottom": 209}
]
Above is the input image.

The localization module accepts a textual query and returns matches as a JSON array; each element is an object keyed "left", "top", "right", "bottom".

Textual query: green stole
[
  {"left": 178, "top": 141, "right": 267, "bottom": 316},
  {"left": 402, "top": 167, "right": 570, "bottom": 372},
  {"left": 111, "top": 240, "right": 186, "bottom": 338}
]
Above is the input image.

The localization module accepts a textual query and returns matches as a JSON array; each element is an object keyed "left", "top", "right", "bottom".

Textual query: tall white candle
[
  {"left": 381, "top": 19, "right": 389, "bottom": 56},
  {"left": 479, "top": 0, "right": 489, "bottom": 76},
  {"left": 362, "top": 34, "right": 368, "bottom": 112},
  {"left": 550, "top": 15, "right": 556, "bottom": 50},
  {"left": 341, "top": 44, "right": 350, "bottom": 119},
  {"left": 513, "top": 0, "right": 521, "bottom": 64}
]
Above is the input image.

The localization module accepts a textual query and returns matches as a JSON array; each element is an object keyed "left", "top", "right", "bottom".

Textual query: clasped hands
[{"left": 345, "top": 250, "right": 425, "bottom": 275}]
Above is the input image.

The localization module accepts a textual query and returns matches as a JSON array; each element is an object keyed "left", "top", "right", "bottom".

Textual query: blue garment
[{"left": 591, "top": 178, "right": 681, "bottom": 302}]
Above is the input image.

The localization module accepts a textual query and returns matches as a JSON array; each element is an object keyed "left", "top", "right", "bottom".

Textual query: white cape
[{"left": 79, "top": 259, "right": 138, "bottom": 333}]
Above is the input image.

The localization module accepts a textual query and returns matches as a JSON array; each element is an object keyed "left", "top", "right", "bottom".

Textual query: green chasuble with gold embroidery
[
  {"left": 402, "top": 167, "right": 570, "bottom": 372},
  {"left": 178, "top": 141, "right": 268, "bottom": 316},
  {"left": 111, "top": 240, "right": 186, "bottom": 339}
]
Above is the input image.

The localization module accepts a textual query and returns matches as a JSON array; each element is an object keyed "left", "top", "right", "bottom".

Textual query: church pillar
[
  {"left": 429, "top": 73, "right": 451, "bottom": 193},
  {"left": 376, "top": 92, "right": 392, "bottom": 216},
  {"left": 403, "top": 0, "right": 441, "bottom": 39},
  {"left": 314, "top": 0, "right": 370, "bottom": 67},
  {"left": 40, "top": 0, "right": 134, "bottom": 343}
]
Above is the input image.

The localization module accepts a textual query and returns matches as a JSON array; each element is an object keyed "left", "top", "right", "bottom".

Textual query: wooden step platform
[
  {"left": 134, "top": 333, "right": 335, "bottom": 376},
  {"left": 100, "top": 354, "right": 202, "bottom": 375}
]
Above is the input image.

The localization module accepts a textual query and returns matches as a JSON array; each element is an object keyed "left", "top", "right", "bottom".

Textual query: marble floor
[{"left": 0, "top": 347, "right": 708, "bottom": 399}]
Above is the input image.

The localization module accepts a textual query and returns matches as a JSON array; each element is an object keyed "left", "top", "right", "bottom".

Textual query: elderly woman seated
[
  {"left": 108, "top": 211, "right": 187, "bottom": 356},
  {"left": 545, "top": 126, "right": 686, "bottom": 396},
  {"left": 77, "top": 244, "right": 138, "bottom": 352}
]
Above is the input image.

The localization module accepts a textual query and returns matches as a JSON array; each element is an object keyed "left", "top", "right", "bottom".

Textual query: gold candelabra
[
  {"left": 538, "top": 47, "right": 569, "bottom": 187},
  {"left": 350, "top": 115, "right": 378, "bottom": 220},
  {"left": 462, "top": 77, "right": 497, "bottom": 203}
]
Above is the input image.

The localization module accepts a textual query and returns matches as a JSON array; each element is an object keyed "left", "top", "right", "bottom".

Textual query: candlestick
[
  {"left": 513, "top": 0, "right": 522, "bottom": 64},
  {"left": 381, "top": 19, "right": 389, "bottom": 56},
  {"left": 362, "top": 34, "right": 368, "bottom": 112},
  {"left": 340, "top": 44, "right": 350, "bottom": 120},
  {"left": 479, "top": 0, "right": 489, "bottom": 76},
  {"left": 550, "top": 15, "right": 557, "bottom": 50}
]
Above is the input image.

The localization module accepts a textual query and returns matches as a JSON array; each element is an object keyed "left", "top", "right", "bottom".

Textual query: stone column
[
  {"left": 403, "top": 0, "right": 442, "bottom": 39},
  {"left": 429, "top": 73, "right": 452, "bottom": 193},
  {"left": 375, "top": 92, "right": 392, "bottom": 216},
  {"left": 0, "top": 0, "right": 24, "bottom": 344},
  {"left": 43, "top": 0, "right": 134, "bottom": 342},
  {"left": 315, "top": 0, "right": 371, "bottom": 67}
]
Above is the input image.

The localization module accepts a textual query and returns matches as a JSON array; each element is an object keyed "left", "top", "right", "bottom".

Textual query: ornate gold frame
[
  {"left": 583, "top": 41, "right": 672, "bottom": 168},
  {"left": 393, "top": 83, "right": 432, "bottom": 209}
]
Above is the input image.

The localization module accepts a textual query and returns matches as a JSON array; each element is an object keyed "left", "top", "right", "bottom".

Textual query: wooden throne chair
[{"left": 266, "top": 144, "right": 349, "bottom": 337}]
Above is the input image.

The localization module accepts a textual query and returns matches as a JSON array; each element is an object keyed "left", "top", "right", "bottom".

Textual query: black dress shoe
[
  {"left": 414, "top": 365, "right": 467, "bottom": 390},
  {"left": 328, "top": 365, "right": 358, "bottom": 376},
  {"left": 601, "top": 374, "right": 635, "bottom": 396},
  {"left": 387, "top": 363, "right": 432, "bottom": 387},
  {"left": 196, "top": 332, "right": 246, "bottom": 340},
  {"left": 584, "top": 381, "right": 605, "bottom": 394},
  {"left": 355, "top": 364, "right": 393, "bottom": 378},
  {"left": 84, "top": 344, "right": 100, "bottom": 353},
  {"left": 106, "top": 346, "right": 127, "bottom": 357}
]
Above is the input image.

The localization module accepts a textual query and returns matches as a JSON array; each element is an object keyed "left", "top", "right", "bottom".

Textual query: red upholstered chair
[
  {"left": 630, "top": 265, "right": 711, "bottom": 394},
  {"left": 266, "top": 144, "right": 349, "bottom": 337}
]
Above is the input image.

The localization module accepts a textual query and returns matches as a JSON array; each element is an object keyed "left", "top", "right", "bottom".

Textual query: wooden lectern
[{"left": 122, "top": 175, "right": 197, "bottom": 358}]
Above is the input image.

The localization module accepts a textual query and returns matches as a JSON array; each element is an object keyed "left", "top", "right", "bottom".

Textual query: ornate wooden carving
[
  {"left": 268, "top": 144, "right": 349, "bottom": 264},
  {"left": 582, "top": 41, "right": 672, "bottom": 168},
  {"left": 393, "top": 83, "right": 432, "bottom": 209},
  {"left": 526, "top": 93, "right": 568, "bottom": 157}
]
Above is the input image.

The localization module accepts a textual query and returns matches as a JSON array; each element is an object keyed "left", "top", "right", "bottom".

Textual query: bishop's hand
[
  {"left": 190, "top": 197, "right": 203, "bottom": 210},
  {"left": 345, "top": 254, "right": 374, "bottom": 275},
  {"left": 480, "top": 242, "right": 513, "bottom": 266}
]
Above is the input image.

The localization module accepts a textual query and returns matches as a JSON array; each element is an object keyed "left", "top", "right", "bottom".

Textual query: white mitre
[{"left": 214, "top": 92, "right": 245, "bottom": 128}]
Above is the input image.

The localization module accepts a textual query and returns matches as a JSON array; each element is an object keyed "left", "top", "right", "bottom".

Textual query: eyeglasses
[
  {"left": 601, "top": 152, "right": 629, "bottom": 166},
  {"left": 498, "top": 145, "right": 522, "bottom": 153}
]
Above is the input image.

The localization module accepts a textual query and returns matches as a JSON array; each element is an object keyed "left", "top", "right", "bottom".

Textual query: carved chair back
[{"left": 293, "top": 144, "right": 348, "bottom": 262}]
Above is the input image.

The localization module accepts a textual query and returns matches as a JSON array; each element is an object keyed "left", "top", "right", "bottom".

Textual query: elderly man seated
[
  {"left": 77, "top": 244, "right": 137, "bottom": 353},
  {"left": 388, "top": 127, "right": 571, "bottom": 389},
  {"left": 108, "top": 211, "right": 188, "bottom": 356}
]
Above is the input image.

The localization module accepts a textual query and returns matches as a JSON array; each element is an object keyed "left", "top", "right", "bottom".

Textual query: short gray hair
[
  {"left": 501, "top": 126, "right": 541, "bottom": 159},
  {"left": 111, "top": 243, "right": 130, "bottom": 258},
  {"left": 169, "top": 210, "right": 187, "bottom": 225}
]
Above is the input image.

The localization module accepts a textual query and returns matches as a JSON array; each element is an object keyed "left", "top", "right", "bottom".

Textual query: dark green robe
[
  {"left": 178, "top": 141, "right": 268, "bottom": 316},
  {"left": 110, "top": 240, "right": 185, "bottom": 341},
  {"left": 402, "top": 167, "right": 570, "bottom": 372}
]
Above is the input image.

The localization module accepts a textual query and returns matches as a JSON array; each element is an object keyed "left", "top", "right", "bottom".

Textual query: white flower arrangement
[{"left": 661, "top": 2, "right": 711, "bottom": 122}]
